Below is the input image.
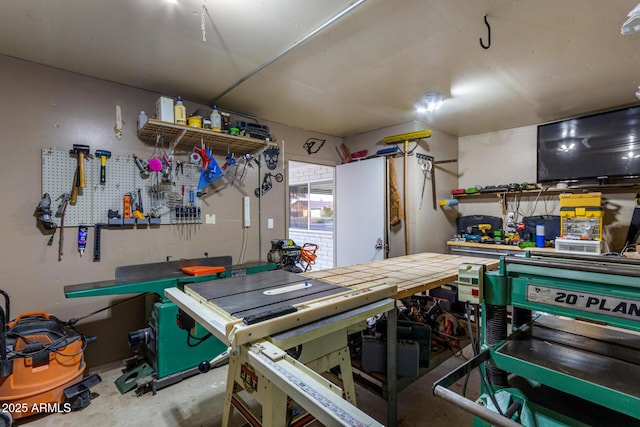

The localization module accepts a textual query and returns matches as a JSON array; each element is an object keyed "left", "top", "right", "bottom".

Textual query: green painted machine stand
[
  {"left": 434, "top": 252, "right": 640, "bottom": 426},
  {"left": 64, "top": 257, "right": 276, "bottom": 395}
]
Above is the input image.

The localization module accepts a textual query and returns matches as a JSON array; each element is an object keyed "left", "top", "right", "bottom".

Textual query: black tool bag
[
  {"left": 522, "top": 215, "right": 561, "bottom": 241},
  {"left": 456, "top": 215, "right": 503, "bottom": 235}
]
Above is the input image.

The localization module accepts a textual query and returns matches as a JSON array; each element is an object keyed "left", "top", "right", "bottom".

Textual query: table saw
[
  {"left": 166, "top": 252, "right": 498, "bottom": 426},
  {"left": 64, "top": 256, "right": 276, "bottom": 395},
  {"left": 434, "top": 252, "right": 640, "bottom": 427}
]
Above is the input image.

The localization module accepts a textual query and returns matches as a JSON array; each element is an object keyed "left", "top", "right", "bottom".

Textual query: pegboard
[
  {"left": 41, "top": 148, "right": 94, "bottom": 227},
  {"left": 41, "top": 149, "right": 201, "bottom": 227}
]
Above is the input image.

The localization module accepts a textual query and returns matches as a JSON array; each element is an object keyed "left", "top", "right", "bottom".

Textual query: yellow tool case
[
  {"left": 559, "top": 192, "right": 602, "bottom": 207},
  {"left": 560, "top": 206, "right": 604, "bottom": 240}
]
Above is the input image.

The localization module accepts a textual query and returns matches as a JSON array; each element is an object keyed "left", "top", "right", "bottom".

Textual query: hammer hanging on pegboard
[{"left": 70, "top": 144, "right": 91, "bottom": 204}]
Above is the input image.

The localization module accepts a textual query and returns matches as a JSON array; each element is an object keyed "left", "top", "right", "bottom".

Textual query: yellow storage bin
[
  {"left": 560, "top": 206, "right": 604, "bottom": 240},
  {"left": 559, "top": 192, "right": 602, "bottom": 207}
]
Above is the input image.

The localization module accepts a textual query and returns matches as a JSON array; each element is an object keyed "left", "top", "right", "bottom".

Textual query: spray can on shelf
[
  {"left": 210, "top": 105, "right": 222, "bottom": 132},
  {"left": 78, "top": 225, "right": 88, "bottom": 256},
  {"left": 174, "top": 96, "right": 186, "bottom": 125}
]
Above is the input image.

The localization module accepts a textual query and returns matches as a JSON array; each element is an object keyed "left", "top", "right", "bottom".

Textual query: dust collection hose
[{"left": 485, "top": 304, "right": 509, "bottom": 388}]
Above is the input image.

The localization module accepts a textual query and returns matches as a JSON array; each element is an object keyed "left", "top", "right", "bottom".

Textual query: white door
[{"left": 335, "top": 157, "right": 386, "bottom": 267}]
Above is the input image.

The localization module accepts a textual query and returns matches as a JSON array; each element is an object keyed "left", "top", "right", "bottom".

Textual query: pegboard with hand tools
[{"left": 41, "top": 148, "right": 201, "bottom": 228}]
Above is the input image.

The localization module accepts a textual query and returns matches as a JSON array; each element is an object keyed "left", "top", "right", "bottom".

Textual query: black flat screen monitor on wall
[{"left": 537, "top": 105, "right": 640, "bottom": 183}]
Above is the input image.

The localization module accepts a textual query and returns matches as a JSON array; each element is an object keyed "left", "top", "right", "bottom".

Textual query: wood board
[{"left": 302, "top": 252, "right": 500, "bottom": 300}]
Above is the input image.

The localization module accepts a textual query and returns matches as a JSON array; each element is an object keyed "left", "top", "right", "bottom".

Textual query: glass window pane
[
  {"left": 309, "top": 180, "right": 333, "bottom": 231},
  {"left": 289, "top": 183, "right": 308, "bottom": 229}
]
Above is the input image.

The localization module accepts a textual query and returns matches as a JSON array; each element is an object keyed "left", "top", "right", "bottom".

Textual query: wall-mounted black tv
[{"left": 537, "top": 105, "right": 640, "bottom": 183}]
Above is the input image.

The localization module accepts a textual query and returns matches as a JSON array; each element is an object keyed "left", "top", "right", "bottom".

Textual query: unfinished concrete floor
[{"left": 14, "top": 346, "right": 478, "bottom": 427}]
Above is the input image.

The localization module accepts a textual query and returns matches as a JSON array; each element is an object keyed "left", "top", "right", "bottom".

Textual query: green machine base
[
  {"left": 65, "top": 257, "right": 276, "bottom": 395},
  {"left": 434, "top": 253, "right": 640, "bottom": 426}
]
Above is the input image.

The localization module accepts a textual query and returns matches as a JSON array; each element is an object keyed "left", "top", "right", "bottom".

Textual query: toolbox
[
  {"left": 558, "top": 192, "right": 604, "bottom": 241},
  {"left": 456, "top": 215, "right": 503, "bottom": 235},
  {"left": 560, "top": 207, "right": 604, "bottom": 240},
  {"left": 559, "top": 192, "right": 602, "bottom": 207}
]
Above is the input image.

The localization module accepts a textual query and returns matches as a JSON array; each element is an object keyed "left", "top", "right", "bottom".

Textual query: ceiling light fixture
[
  {"left": 416, "top": 92, "right": 444, "bottom": 114},
  {"left": 622, "top": 3, "right": 640, "bottom": 34}
]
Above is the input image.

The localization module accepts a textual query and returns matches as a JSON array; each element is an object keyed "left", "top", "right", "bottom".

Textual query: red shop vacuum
[{"left": 0, "top": 290, "right": 101, "bottom": 426}]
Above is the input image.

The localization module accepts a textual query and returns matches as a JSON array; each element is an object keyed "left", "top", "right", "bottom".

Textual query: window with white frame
[{"left": 289, "top": 180, "right": 333, "bottom": 231}]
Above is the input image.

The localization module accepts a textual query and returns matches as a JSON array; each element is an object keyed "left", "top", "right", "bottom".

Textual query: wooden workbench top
[
  {"left": 302, "top": 252, "right": 499, "bottom": 300},
  {"left": 447, "top": 240, "right": 556, "bottom": 252}
]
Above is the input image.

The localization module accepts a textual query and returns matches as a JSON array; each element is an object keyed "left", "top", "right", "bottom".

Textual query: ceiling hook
[{"left": 480, "top": 15, "right": 491, "bottom": 49}]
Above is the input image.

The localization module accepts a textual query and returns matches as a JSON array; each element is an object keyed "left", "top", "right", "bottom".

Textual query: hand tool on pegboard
[
  {"left": 69, "top": 145, "right": 91, "bottom": 205},
  {"left": 95, "top": 150, "right": 111, "bottom": 185},
  {"left": 133, "top": 154, "right": 150, "bottom": 179},
  {"left": 36, "top": 193, "right": 57, "bottom": 246},
  {"left": 132, "top": 189, "right": 145, "bottom": 220},
  {"left": 56, "top": 193, "right": 70, "bottom": 261},
  {"left": 93, "top": 223, "right": 104, "bottom": 262},
  {"left": 72, "top": 144, "right": 91, "bottom": 186},
  {"left": 70, "top": 167, "right": 79, "bottom": 205},
  {"left": 123, "top": 193, "right": 132, "bottom": 221}
]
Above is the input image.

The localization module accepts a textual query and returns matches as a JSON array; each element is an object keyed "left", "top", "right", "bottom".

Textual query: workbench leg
[
  {"left": 338, "top": 346, "right": 357, "bottom": 405},
  {"left": 222, "top": 355, "right": 239, "bottom": 427},
  {"left": 261, "top": 382, "right": 288, "bottom": 427},
  {"left": 386, "top": 302, "right": 398, "bottom": 427}
]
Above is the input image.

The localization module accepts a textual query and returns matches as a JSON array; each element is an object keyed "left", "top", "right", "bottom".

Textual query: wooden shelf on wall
[
  {"left": 137, "top": 118, "right": 275, "bottom": 155},
  {"left": 452, "top": 184, "right": 640, "bottom": 199}
]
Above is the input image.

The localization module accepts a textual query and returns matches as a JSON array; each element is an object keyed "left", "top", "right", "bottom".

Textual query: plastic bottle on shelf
[
  {"left": 536, "top": 224, "right": 545, "bottom": 248},
  {"left": 137, "top": 111, "right": 148, "bottom": 131},
  {"left": 174, "top": 96, "right": 186, "bottom": 125},
  {"left": 210, "top": 105, "right": 221, "bottom": 132}
]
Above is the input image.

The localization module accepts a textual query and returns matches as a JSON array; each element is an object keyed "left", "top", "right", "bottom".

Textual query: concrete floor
[{"left": 14, "top": 347, "right": 478, "bottom": 427}]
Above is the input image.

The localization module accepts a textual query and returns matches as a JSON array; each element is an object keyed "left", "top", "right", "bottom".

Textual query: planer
[{"left": 434, "top": 252, "right": 640, "bottom": 426}]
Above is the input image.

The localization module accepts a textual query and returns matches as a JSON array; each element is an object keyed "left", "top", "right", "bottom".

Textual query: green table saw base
[{"left": 146, "top": 295, "right": 228, "bottom": 379}]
